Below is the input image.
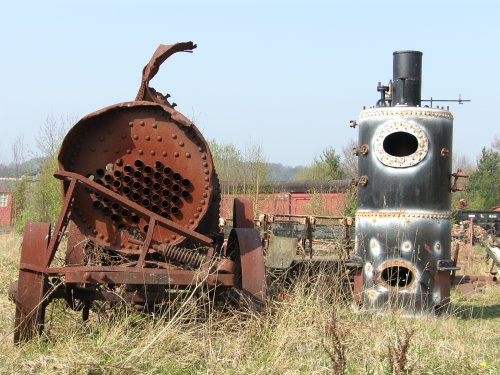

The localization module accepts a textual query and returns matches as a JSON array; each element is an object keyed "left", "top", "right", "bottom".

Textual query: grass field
[{"left": 0, "top": 232, "right": 498, "bottom": 374}]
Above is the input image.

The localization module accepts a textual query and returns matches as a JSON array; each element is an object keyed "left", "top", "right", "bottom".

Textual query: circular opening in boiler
[
  {"left": 383, "top": 132, "right": 418, "bottom": 157},
  {"left": 380, "top": 266, "right": 414, "bottom": 287}
]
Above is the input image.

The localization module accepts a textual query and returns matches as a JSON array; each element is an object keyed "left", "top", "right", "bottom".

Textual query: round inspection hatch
[{"left": 374, "top": 122, "right": 428, "bottom": 168}]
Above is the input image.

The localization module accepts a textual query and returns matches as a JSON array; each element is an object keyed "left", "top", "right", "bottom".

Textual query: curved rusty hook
[{"left": 136, "top": 42, "right": 197, "bottom": 105}]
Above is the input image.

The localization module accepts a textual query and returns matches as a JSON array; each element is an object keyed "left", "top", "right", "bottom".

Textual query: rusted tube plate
[{"left": 59, "top": 101, "right": 218, "bottom": 249}]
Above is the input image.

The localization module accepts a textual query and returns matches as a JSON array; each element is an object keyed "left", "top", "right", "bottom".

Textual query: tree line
[{"left": 209, "top": 140, "right": 359, "bottom": 194}]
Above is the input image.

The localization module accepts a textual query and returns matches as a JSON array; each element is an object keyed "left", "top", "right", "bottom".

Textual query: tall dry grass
[{"left": 0, "top": 232, "right": 498, "bottom": 374}]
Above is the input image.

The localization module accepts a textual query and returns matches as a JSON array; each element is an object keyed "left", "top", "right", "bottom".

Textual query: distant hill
[
  {"left": 0, "top": 157, "right": 43, "bottom": 178},
  {"left": 268, "top": 163, "right": 305, "bottom": 181}
]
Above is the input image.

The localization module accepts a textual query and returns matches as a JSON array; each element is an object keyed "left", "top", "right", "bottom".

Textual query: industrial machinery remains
[
  {"left": 10, "top": 42, "right": 266, "bottom": 343},
  {"left": 352, "top": 51, "right": 461, "bottom": 315},
  {"left": 10, "top": 43, "right": 495, "bottom": 342}
]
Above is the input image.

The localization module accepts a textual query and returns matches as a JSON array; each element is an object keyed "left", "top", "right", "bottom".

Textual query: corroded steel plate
[
  {"left": 14, "top": 222, "right": 50, "bottom": 343},
  {"left": 229, "top": 228, "right": 266, "bottom": 308},
  {"left": 59, "top": 101, "right": 218, "bottom": 249}
]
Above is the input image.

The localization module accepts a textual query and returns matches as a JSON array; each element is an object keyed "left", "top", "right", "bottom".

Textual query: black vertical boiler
[{"left": 354, "top": 51, "right": 456, "bottom": 315}]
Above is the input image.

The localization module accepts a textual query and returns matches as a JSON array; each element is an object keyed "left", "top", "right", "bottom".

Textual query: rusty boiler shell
[{"left": 58, "top": 100, "right": 218, "bottom": 249}]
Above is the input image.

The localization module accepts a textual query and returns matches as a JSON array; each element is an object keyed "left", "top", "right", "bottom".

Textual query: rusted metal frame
[
  {"left": 136, "top": 42, "right": 196, "bottom": 104},
  {"left": 21, "top": 263, "right": 235, "bottom": 287},
  {"left": 263, "top": 214, "right": 271, "bottom": 251},
  {"left": 14, "top": 223, "right": 51, "bottom": 343},
  {"left": 22, "top": 263, "right": 214, "bottom": 276},
  {"left": 451, "top": 169, "right": 468, "bottom": 192},
  {"left": 214, "top": 258, "right": 237, "bottom": 274},
  {"left": 305, "top": 216, "right": 313, "bottom": 258},
  {"left": 133, "top": 43, "right": 201, "bottom": 129},
  {"left": 270, "top": 213, "right": 344, "bottom": 221},
  {"left": 451, "top": 241, "right": 460, "bottom": 281},
  {"left": 229, "top": 199, "right": 267, "bottom": 307},
  {"left": 62, "top": 270, "right": 235, "bottom": 286},
  {"left": 343, "top": 221, "right": 349, "bottom": 241},
  {"left": 52, "top": 288, "right": 180, "bottom": 304},
  {"left": 201, "top": 247, "right": 214, "bottom": 272},
  {"left": 56, "top": 286, "right": 234, "bottom": 306},
  {"left": 343, "top": 220, "right": 352, "bottom": 258},
  {"left": 233, "top": 198, "right": 255, "bottom": 229},
  {"left": 54, "top": 170, "right": 213, "bottom": 246},
  {"left": 434, "top": 270, "right": 452, "bottom": 306},
  {"left": 44, "top": 178, "right": 77, "bottom": 267},
  {"left": 453, "top": 274, "right": 497, "bottom": 295},
  {"left": 20, "top": 262, "right": 236, "bottom": 287},
  {"left": 127, "top": 237, "right": 234, "bottom": 274},
  {"left": 467, "top": 221, "right": 474, "bottom": 270},
  {"left": 137, "top": 217, "right": 156, "bottom": 268},
  {"left": 352, "top": 268, "right": 363, "bottom": 305},
  {"left": 452, "top": 275, "right": 497, "bottom": 285},
  {"left": 230, "top": 228, "right": 266, "bottom": 307}
]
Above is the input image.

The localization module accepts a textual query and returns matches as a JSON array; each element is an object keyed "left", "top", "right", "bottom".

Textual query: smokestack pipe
[{"left": 392, "top": 51, "right": 422, "bottom": 107}]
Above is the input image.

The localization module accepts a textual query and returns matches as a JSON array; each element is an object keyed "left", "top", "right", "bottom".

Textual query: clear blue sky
[{"left": 1, "top": 0, "right": 498, "bottom": 166}]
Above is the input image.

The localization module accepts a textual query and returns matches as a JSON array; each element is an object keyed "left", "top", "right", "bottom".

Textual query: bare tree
[
  {"left": 36, "top": 114, "right": 73, "bottom": 159},
  {"left": 13, "top": 114, "right": 74, "bottom": 232},
  {"left": 341, "top": 139, "right": 358, "bottom": 180},
  {"left": 492, "top": 136, "right": 500, "bottom": 152},
  {"left": 452, "top": 152, "right": 474, "bottom": 174},
  {"left": 244, "top": 141, "right": 270, "bottom": 214},
  {"left": 209, "top": 140, "right": 244, "bottom": 195},
  {"left": 12, "top": 136, "right": 27, "bottom": 178}
]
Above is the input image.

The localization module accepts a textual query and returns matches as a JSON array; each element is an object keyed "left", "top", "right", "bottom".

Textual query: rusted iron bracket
[
  {"left": 451, "top": 169, "right": 469, "bottom": 192},
  {"left": 453, "top": 274, "right": 498, "bottom": 295}
]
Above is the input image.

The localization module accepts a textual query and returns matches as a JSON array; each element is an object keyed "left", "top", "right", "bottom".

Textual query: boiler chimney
[{"left": 392, "top": 50, "right": 422, "bottom": 107}]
